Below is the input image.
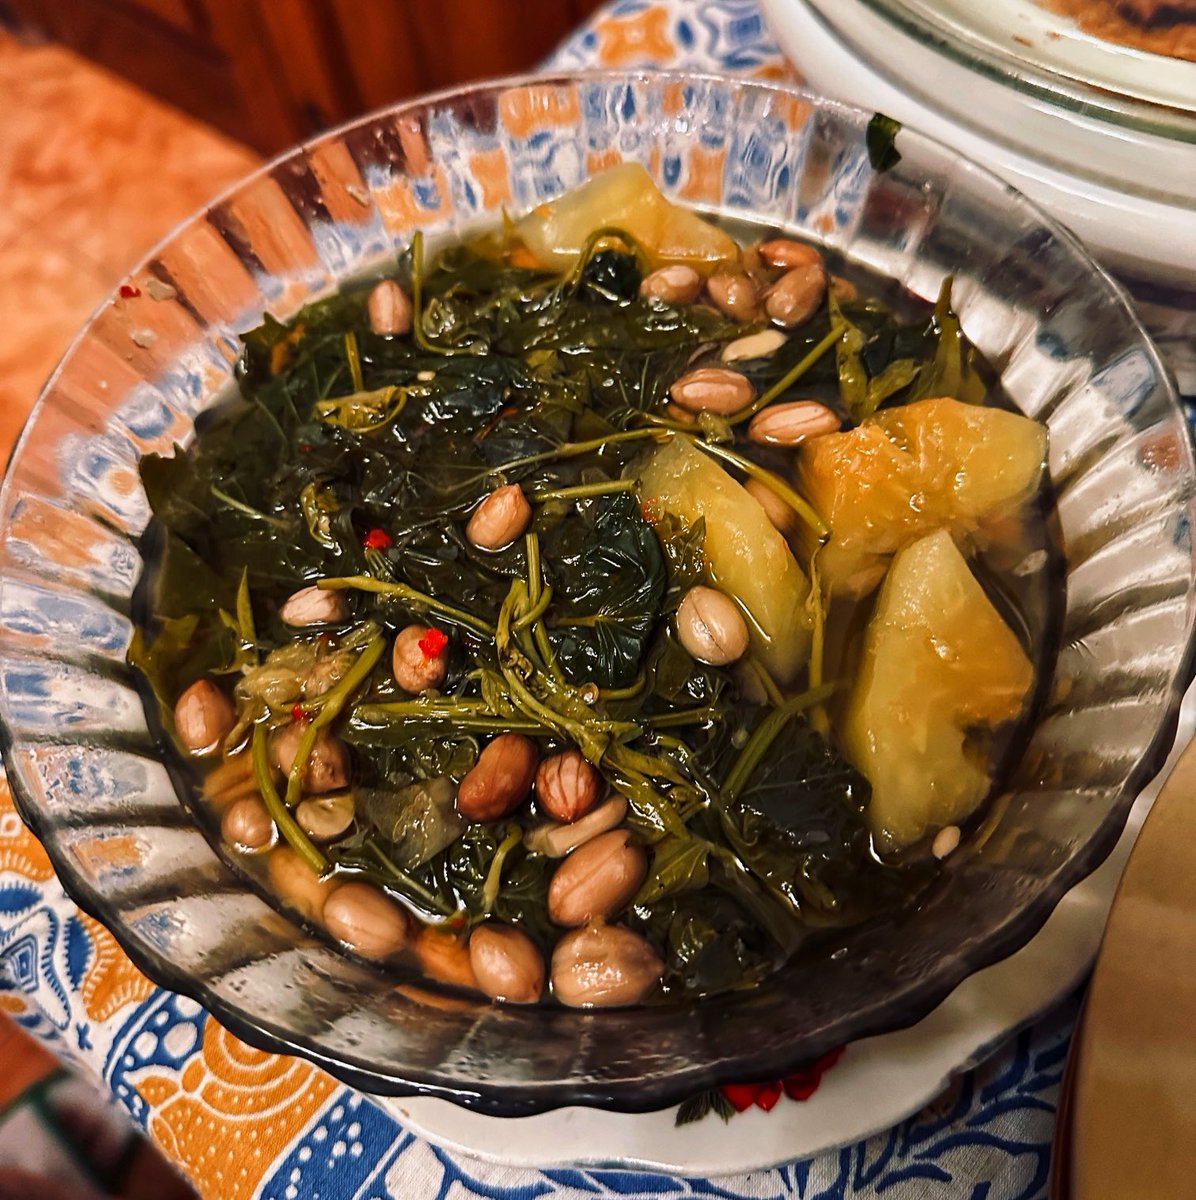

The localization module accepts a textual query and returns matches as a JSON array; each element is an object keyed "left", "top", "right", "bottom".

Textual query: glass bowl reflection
[{"left": 1, "top": 72, "right": 1193, "bottom": 1115}]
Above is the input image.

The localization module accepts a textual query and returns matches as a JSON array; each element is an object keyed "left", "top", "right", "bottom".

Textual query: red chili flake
[
  {"left": 639, "top": 497, "right": 662, "bottom": 526},
  {"left": 418, "top": 627, "right": 449, "bottom": 659},
  {"left": 119, "top": 283, "right": 141, "bottom": 298},
  {"left": 298, "top": 443, "right": 313, "bottom": 453},
  {"left": 290, "top": 704, "right": 309, "bottom": 723},
  {"left": 363, "top": 527, "right": 392, "bottom": 549}
]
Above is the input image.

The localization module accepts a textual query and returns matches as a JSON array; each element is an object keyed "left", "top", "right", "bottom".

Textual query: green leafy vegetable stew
[{"left": 130, "top": 164, "right": 1059, "bottom": 1008}]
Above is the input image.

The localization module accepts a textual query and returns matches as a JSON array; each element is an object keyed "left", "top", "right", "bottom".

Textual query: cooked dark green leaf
[
  {"left": 866, "top": 113, "right": 902, "bottom": 173},
  {"left": 547, "top": 492, "right": 666, "bottom": 688}
]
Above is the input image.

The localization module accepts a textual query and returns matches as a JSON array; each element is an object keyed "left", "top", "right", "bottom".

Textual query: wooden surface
[
  {"left": 11, "top": 0, "right": 608, "bottom": 154},
  {"left": 1068, "top": 736, "right": 1196, "bottom": 1198},
  {"left": 0, "top": 28, "right": 259, "bottom": 460}
]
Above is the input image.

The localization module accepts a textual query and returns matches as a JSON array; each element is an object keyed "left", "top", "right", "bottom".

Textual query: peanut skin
[
  {"left": 469, "top": 922, "right": 545, "bottom": 1004},
  {"left": 547, "top": 829, "right": 647, "bottom": 926},
  {"left": 551, "top": 922, "right": 663, "bottom": 1007},
  {"left": 174, "top": 680, "right": 235, "bottom": 755},
  {"left": 536, "top": 749, "right": 602, "bottom": 823},
  {"left": 456, "top": 733, "right": 539, "bottom": 821},
  {"left": 466, "top": 484, "right": 531, "bottom": 551}
]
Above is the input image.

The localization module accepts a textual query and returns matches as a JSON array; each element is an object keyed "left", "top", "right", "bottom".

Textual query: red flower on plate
[{"left": 691, "top": 1047, "right": 846, "bottom": 1123}]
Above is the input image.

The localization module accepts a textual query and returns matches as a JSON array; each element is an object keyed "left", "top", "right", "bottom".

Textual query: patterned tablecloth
[{"left": 0, "top": 2, "right": 1115, "bottom": 1197}]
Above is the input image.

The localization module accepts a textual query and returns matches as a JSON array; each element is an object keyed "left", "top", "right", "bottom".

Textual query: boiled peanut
[
  {"left": 524, "top": 795, "right": 629, "bottom": 858},
  {"left": 414, "top": 927, "right": 479, "bottom": 990},
  {"left": 295, "top": 792, "right": 355, "bottom": 841},
  {"left": 220, "top": 796, "right": 274, "bottom": 850},
  {"left": 668, "top": 366, "right": 755, "bottom": 416},
  {"left": 765, "top": 263, "right": 826, "bottom": 327},
  {"left": 466, "top": 484, "right": 532, "bottom": 551},
  {"left": 547, "top": 829, "right": 646, "bottom": 927},
  {"left": 721, "top": 329, "right": 787, "bottom": 363},
  {"left": 469, "top": 922, "right": 544, "bottom": 1004},
  {"left": 270, "top": 724, "right": 351, "bottom": 793},
  {"left": 551, "top": 922, "right": 663, "bottom": 1007},
  {"left": 536, "top": 749, "right": 602, "bottom": 823},
  {"left": 456, "top": 733, "right": 539, "bottom": 821},
  {"left": 706, "top": 271, "right": 760, "bottom": 321},
  {"left": 323, "top": 882, "right": 409, "bottom": 958},
  {"left": 174, "top": 680, "right": 235, "bottom": 755},
  {"left": 757, "top": 237, "right": 824, "bottom": 271},
  {"left": 746, "top": 400, "right": 840, "bottom": 447},
  {"left": 279, "top": 585, "right": 348, "bottom": 627},
  {"left": 267, "top": 847, "right": 336, "bottom": 922},
  {"left": 368, "top": 279, "right": 412, "bottom": 336},
  {"left": 392, "top": 624, "right": 449, "bottom": 693},
  {"left": 676, "top": 586, "right": 749, "bottom": 666},
  {"left": 639, "top": 264, "right": 702, "bottom": 305}
]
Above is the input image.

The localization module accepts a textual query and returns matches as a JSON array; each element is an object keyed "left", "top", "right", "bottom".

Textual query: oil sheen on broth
[{"left": 129, "top": 164, "right": 1062, "bottom": 1008}]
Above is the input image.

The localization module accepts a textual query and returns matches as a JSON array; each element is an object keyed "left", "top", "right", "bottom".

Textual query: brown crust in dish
[{"left": 1041, "top": 0, "right": 1196, "bottom": 59}]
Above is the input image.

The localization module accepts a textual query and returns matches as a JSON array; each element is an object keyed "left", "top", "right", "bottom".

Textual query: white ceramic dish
[
  {"left": 380, "top": 699, "right": 1195, "bottom": 1174},
  {"left": 758, "top": 0, "right": 1196, "bottom": 390},
  {"left": 876, "top": 0, "right": 1196, "bottom": 125}
]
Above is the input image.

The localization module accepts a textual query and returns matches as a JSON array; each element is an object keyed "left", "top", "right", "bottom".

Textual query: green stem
[
  {"left": 721, "top": 682, "right": 838, "bottom": 803},
  {"left": 689, "top": 437, "right": 829, "bottom": 543},
  {"left": 364, "top": 840, "right": 454, "bottom": 916},
  {"left": 532, "top": 620, "right": 565, "bottom": 684},
  {"left": 343, "top": 330, "right": 364, "bottom": 392},
  {"left": 283, "top": 633, "right": 386, "bottom": 811},
  {"left": 210, "top": 486, "right": 290, "bottom": 530},
  {"left": 748, "top": 658, "right": 786, "bottom": 710},
  {"left": 512, "top": 585, "right": 553, "bottom": 633},
  {"left": 805, "top": 552, "right": 831, "bottom": 737},
  {"left": 409, "top": 230, "right": 471, "bottom": 357},
  {"left": 354, "top": 711, "right": 546, "bottom": 734},
  {"left": 479, "top": 824, "right": 523, "bottom": 918},
  {"left": 599, "top": 672, "right": 647, "bottom": 702},
  {"left": 525, "top": 532, "right": 542, "bottom": 607},
  {"left": 645, "top": 707, "right": 720, "bottom": 729},
  {"left": 492, "top": 428, "right": 666, "bottom": 478},
  {"left": 319, "top": 576, "right": 495, "bottom": 638},
  {"left": 251, "top": 724, "right": 326, "bottom": 874},
  {"left": 357, "top": 697, "right": 495, "bottom": 717},
  {"left": 560, "top": 224, "right": 653, "bottom": 294},
  {"left": 530, "top": 479, "right": 637, "bottom": 504},
  {"left": 603, "top": 755, "right": 689, "bottom": 840},
  {"left": 728, "top": 326, "right": 840, "bottom": 423},
  {"left": 522, "top": 533, "right": 564, "bottom": 682}
]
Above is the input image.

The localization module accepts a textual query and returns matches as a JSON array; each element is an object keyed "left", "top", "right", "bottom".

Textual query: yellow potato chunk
[
  {"left": 638, "top": 437, "right": 812, "bottom": 683},
  {"left": 841, "top": 529, "right": 1034, "bottom": 852},
  {"left": 516, "top": 162, "right": 739, "bottom": 274},
  {"left": 796, "top": 397, "right": 1047, "bottom": 597}
]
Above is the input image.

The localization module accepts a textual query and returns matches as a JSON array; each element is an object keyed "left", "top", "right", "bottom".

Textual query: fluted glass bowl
[{"left": 2, "top": 72, "right": 1193, "bottom": 1117}]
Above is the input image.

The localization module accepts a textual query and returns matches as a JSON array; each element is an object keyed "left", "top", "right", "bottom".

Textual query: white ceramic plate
[
  {"left": 377, "top": 697, "right": 1196, "bottom": 1175},
  {"left": 758, "top": 0, "right": 1196, "bottom": 282},
  {"left": 877, "top": 0, "right": 1196, "bottom": 116}
]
